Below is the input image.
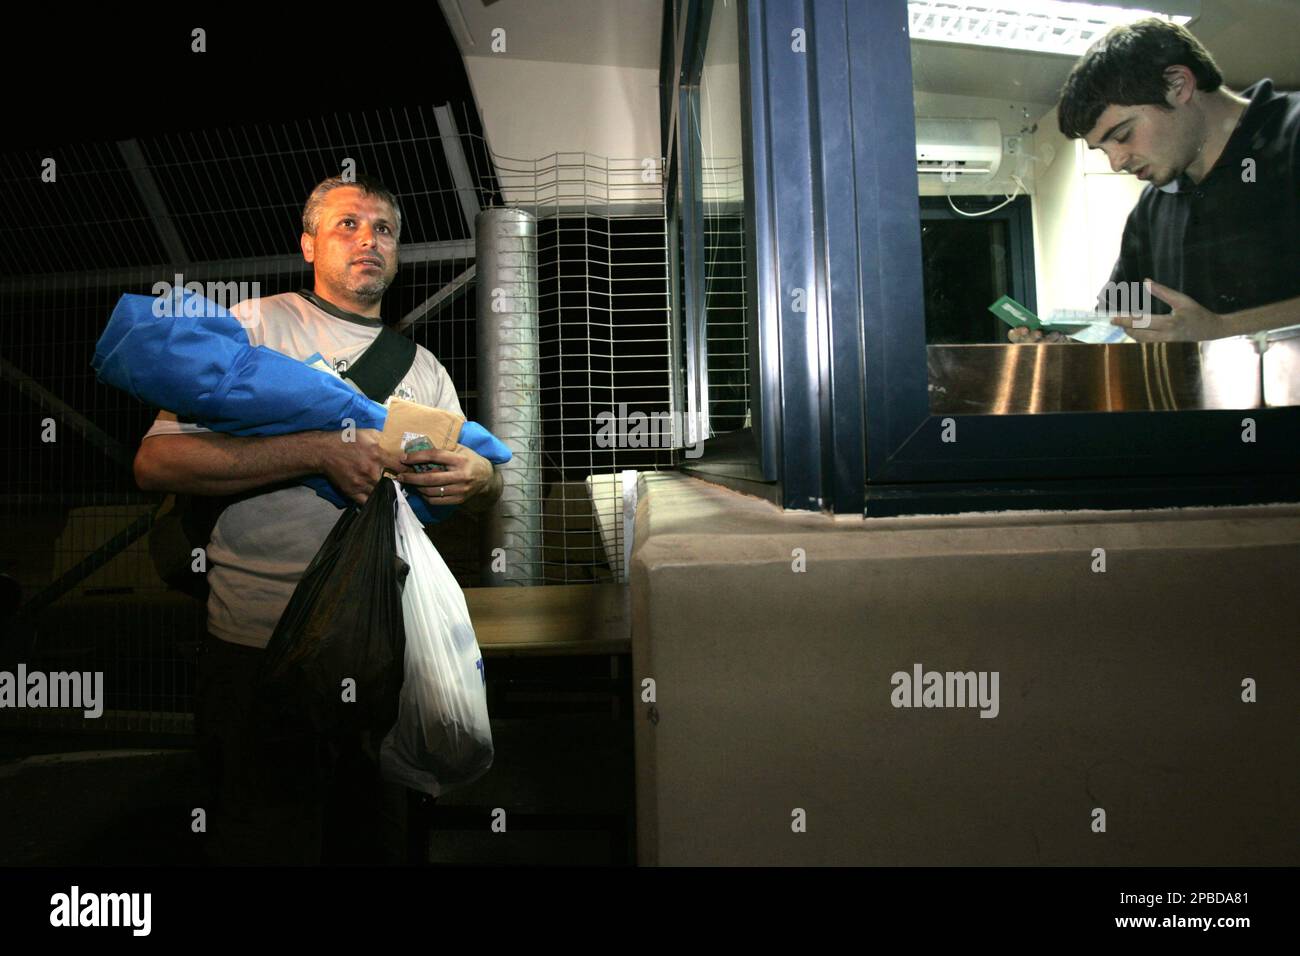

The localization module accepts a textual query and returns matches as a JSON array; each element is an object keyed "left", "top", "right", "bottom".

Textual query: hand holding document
[{"left": 990, "top": 295, "right": 1133, "bottom": 344}]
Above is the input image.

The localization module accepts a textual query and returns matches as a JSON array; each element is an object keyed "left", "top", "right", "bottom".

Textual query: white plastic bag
[{"left": 381, "top": 479, "right": 494, "bottom": 796}]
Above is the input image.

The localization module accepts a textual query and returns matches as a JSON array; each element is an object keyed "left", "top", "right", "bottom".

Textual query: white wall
[
  {"left": 699, "top": 59, "right": 744, "bottom": 206},
  {"left": 913, "top": 92, "right": 1053, "bottom": 198},
  {"left": 463, "top": 53, "right": 1142, "bottom": 318},
  {"left": 463, "top": 56, "right": 663, "bottom": 208},
  {"left": 1031, "top": 105, "right": 1146, "bottom": 318},
  {"left": 913, "top": 93, "right": 1145, "bottom": 320},
  {"left": 465, "top": 56, "right": 661, "bottom": 162}
]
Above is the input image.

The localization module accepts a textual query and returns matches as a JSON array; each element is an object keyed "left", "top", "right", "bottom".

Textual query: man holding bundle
[{"left": 134, "top": 174, "right": 502, "bottom": 864}]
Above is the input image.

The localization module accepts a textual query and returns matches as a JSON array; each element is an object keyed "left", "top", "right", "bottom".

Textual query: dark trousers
[{"left": 194, "top": 633, "right": 408, "bottom": 865}]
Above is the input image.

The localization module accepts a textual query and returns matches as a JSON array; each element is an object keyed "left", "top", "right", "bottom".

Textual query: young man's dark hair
[{"left": 1058, "top": 18, "right": 1223, "bottom": 140}]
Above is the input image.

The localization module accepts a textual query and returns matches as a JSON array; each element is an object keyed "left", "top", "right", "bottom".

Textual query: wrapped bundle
[{"left": 94, "top": 290, "right": 510, "bottom": 523}]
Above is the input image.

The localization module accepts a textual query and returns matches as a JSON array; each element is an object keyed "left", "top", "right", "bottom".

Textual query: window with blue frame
[{"left": 667, "top": 0, "right": 1299, "bottom": 515}]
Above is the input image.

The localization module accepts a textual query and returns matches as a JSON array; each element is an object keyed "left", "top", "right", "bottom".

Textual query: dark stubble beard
[
  {"left": 347, "top": 275, "right": 389, "bottom": 302},
  {"left": 340, "top": 255, "right": 399, "bottom": 304}
]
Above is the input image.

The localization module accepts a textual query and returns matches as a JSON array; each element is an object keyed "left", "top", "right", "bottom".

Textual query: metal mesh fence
[
  {"left": 0, "top": 103, "right": 676, "bottom": 737},
  {"left": 492, "top": 153, "right": 679, "bottom": 583},
  {"left": 702, "top": 184, "right": 748, "bottom": 434}
]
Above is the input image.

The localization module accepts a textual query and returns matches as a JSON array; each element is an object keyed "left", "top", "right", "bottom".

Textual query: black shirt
[{"left": 1103, "top": 79, "right": 1300, "bottom": 317}]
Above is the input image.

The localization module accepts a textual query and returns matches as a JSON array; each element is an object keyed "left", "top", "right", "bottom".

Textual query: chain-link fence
[{"left": 0, "top": 103, "right": 678, "bottom": 737}]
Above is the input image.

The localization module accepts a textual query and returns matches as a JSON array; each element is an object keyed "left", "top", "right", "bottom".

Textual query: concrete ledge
[
  {"left": 630, "top": 473, "right": 1300, "bottom": 865},
  {"left": 467, "top": 584, "right": 629, "bottom": 656}
]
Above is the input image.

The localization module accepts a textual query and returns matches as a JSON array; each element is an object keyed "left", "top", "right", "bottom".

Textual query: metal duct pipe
[{"left": 475, "top": 207, "right": 541, "bottom": 586}]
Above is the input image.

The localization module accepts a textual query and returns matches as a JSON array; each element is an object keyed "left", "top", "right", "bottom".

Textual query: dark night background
[{"left": 11, "top": 16, "right": 473, "bottom": 151}]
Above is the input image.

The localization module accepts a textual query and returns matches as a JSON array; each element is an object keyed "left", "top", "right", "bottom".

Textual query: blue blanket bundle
[{"left": 94, "top": 291, "right": 510, "bottom": 524}]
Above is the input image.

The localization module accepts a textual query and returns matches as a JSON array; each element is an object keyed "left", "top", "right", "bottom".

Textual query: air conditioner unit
[{"left": 915, "top": 118, "right": 1003, "bottom": 178}]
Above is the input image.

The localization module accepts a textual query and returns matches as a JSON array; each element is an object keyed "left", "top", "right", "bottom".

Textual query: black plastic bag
[{"left": 258, "top": 478, "right": 408, "bottom": 736}]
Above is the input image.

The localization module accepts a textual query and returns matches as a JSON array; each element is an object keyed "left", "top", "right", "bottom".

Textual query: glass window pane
[
  {"left": 698, "top": 0, "right": 749, "bottom": 436},
  {"left": 909, "top": 3, "right": 1300, "bottom": 414}
]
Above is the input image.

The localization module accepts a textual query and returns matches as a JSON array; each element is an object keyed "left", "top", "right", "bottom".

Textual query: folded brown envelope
[{"left": 379, "top": 398, "right": 466, "bottom": 469}]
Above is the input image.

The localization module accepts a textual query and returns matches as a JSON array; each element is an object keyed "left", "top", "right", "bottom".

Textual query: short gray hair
[{"left": 302, "top": 174, "right": 402, "bottom": 238}]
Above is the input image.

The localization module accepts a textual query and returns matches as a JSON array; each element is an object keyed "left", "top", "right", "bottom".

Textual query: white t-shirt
[{"left": 143, "top": 292, "right": 463, "bottom": 649}]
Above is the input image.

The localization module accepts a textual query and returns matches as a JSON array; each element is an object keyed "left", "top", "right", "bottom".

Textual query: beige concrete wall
[{"left": 630, "top": 473, "right": 1300, "bottom": 865}]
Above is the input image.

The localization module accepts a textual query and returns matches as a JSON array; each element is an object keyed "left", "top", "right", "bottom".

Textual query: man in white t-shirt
[{"left": 134, "top": 174, "right": 501, "bottom": 864}]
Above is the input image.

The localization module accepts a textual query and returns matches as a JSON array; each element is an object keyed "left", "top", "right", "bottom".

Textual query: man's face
[
  {"left": 1083, "top": 95, "right": 1200, "bottom": 188},
  {"left": 301, "top": 186, "right": 400, "bottom": 304}
]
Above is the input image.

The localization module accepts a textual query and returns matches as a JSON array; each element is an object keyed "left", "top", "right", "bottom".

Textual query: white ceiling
[
  {"left": 441, "top": 0, "right": 1300, "bottom": 97},
  {"left": 440, "top": 0, "right": 664, "bottom": 69},
  {"left": 912, "top": 0, "right": 1300, "bottom": 104}
]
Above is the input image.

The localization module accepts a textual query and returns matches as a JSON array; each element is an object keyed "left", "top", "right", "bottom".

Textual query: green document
[{"left": 987, "top": 294, "right": 1041, "bottom": 330}]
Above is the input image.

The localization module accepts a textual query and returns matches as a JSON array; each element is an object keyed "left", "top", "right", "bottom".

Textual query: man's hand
[
  {"left": 1007, "top": 326, "right": 1071, "bottom": 343},
  {"left": 397, "top": 444, "right": 499, "bottom": 508},
  {"left": 1109, "top": 279, "right": 1225, "bottom": 342},
  {"left": 315, "top": 428, "right": 404, "bottom": 506}
]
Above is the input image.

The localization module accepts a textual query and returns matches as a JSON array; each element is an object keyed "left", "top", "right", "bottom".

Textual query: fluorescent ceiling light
[{"left": 908, "top": 1, "right": 1197, "bottom": 57}]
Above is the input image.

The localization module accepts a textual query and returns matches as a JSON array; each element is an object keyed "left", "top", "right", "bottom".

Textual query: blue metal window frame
[
  {"left": 738, "top": 0, "right": 870, "bottom": 511},
  {"left": 727, "top": 0, "right": 1300, "bottom": 515}
]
